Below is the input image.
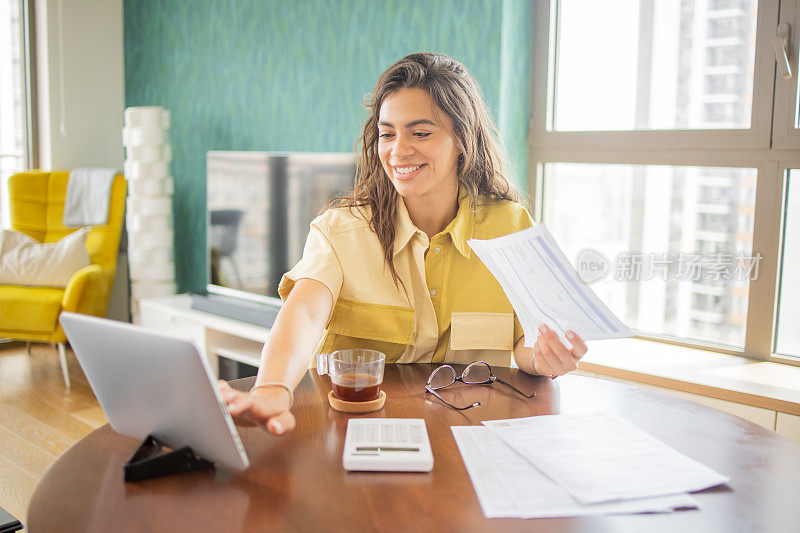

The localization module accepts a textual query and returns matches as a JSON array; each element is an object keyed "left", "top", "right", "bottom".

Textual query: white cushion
[{"left": 0, "top": 227, "right": 92, "bottom": 287}]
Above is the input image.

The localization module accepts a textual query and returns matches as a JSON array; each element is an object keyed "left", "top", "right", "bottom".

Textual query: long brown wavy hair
[{"left": 334, "top": 52, "right": 521, "bottom": 290}]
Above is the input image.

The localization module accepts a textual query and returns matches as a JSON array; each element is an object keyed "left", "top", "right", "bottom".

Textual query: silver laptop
[{"left": 60, "top": 311, "right": 249, "bottom": 471}]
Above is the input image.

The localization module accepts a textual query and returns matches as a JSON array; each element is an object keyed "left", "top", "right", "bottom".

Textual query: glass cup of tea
[{"left": 316, "top": 349, "right": 386, "bottom": 402}]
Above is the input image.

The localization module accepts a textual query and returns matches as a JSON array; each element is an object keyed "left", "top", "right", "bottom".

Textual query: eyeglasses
[{"left": 425, "top": 361, "right": 536, "bottom": 410}]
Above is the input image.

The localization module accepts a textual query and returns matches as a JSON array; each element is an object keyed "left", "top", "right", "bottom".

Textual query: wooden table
[{"left": 27, "top": 365, "right": 800, "bottom": 532}]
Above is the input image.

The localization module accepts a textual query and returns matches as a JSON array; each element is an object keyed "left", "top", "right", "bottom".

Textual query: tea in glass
[{"left": 316, "top": 349, "right": 385, "bottom": 402}]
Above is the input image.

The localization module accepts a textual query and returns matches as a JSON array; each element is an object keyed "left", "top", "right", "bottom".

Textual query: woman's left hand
[{"left": 532, "top": 324, "right": 588, "bottom": 378}]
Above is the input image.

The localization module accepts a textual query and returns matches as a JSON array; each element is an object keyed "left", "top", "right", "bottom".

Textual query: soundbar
[{"left": 190, "top": 293, "right": 280, "bottom": 328}]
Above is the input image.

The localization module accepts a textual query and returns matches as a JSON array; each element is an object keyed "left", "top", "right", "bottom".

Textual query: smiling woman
[
  {"left": 218, "top": 52, "right": 589, "bottom": 436},
  {"left": 339, "top": 53, "right": 520, "bottom": 289},
  {"left": 377, "top": 88, "right": 461, "bottom": 210}
]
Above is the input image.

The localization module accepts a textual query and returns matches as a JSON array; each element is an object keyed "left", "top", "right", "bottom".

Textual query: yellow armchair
[{"left": 0, "top": 170, "right": 127, "bottom": 387}]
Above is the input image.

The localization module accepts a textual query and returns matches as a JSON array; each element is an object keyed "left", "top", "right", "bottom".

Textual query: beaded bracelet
[{"left": 250, "top": 381, "right": 293, "bottom": 409}]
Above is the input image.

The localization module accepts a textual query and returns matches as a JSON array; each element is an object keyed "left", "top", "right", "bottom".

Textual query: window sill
[{"left": 578, "top": 339, "right": 800, "bottom": 416}]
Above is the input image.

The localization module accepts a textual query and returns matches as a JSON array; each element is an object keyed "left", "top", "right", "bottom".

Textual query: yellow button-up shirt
[{"left": 278, "top": 189, "right": 534, "bottom": 366}]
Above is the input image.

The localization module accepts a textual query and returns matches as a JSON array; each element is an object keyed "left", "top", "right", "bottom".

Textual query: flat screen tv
[{"left": 204, "top": 151, "right": 356, "bottom": 308}]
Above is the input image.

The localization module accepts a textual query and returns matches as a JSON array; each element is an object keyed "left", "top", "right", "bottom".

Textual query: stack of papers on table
[{"left": 452, "top": 413, "right": 729, "bottom": 519}]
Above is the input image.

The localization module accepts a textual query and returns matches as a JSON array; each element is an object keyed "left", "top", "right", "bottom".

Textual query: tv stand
[{"left": 138, "top": 294, "right": 271, "bottom": 377}]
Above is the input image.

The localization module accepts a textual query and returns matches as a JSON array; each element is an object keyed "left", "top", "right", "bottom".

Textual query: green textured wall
[{"left": 124, "top": 0, "right": 530, "bottom": 293}]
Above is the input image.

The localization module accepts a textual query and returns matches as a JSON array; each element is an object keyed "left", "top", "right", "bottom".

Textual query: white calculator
[{"left": 342, "top": 418, "right": 434, "bottom": 472}]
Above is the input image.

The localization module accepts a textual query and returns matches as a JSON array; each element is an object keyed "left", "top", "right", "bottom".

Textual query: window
[
  {"left": 532, "top": 0, "right": 800, "bottom": 362},
  {"left": 551, "top": 0, "right": 758, "bottom": 132},
  {"left": 776, "top": 170, "right": 800, "bottom": 357},
  {"left": 705, "top": 73, "right": 742, "bottom": 95},
  {"left": 709, "top": 0, "right": 748, "bottom": 11},
  {"left": 544, "top": 163, "right": 755, "bottom": 348},
  {"left": 0, "top": 0, "right": 32, "bottom": 228}
]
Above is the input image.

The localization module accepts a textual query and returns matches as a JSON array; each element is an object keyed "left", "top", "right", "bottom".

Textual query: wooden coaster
[{"left": 328, "top": 390, "right": 386, "bottom": 413}]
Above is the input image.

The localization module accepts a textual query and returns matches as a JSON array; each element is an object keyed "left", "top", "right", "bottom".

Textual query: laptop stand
[{"left": 124, "top": 435, "right": 214, "bottom": 482}]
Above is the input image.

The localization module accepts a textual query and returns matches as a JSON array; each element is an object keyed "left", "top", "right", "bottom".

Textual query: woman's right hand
[{"left": 217, "top": 380, "right": 296, "bottom": 436}]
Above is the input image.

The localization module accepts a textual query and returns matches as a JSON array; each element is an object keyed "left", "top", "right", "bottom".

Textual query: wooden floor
[{"left": 0, "top": 341, "right": 106, "bottom": 529}]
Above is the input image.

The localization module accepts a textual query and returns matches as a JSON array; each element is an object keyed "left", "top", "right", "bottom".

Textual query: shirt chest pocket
[
  {"left": 449, "top": 312, "right": 514, "bottom": 351},
  {"left": 321, "top": 298, "right": 414, "bottom": 362}
]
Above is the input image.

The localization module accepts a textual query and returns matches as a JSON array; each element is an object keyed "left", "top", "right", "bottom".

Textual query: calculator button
[
  {"left": 367, "top": 426, "right": 379, "bottom": 443},
  {"left": 396, "top": 425, "right": 409, "bottom": 443}
]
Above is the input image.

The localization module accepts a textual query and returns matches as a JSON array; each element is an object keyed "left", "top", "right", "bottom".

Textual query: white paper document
[
  {"left": 482, "top": 414, "right": 730, "bottom": 505},
  {"left": 467, "top": 224, "right": 631, "bottom": 346},
  {"left": 451, "top": 426, "right": 698, "bottom": 519}
]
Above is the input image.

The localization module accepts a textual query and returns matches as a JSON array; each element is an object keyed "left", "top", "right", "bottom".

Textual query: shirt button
[
  {"left": 430, "top": 289, "right": 436, "bottom": 296},
  {"left": 434, "top": 247, "right": 441, "bottom": 254}
]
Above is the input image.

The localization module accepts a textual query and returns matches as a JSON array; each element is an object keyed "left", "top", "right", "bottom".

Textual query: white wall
[{"left": 35, "top": 0, "right": 129, "bottom": 320}]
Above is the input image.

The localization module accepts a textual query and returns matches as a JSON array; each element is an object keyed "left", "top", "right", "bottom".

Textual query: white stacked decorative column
[{"left": 123, "top": 106, "right": 177, "bottom": 323}]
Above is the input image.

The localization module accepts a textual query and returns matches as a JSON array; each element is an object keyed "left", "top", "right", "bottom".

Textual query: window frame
[
  {"left": 529, "top": 0, "right": 800, "bottom": 366},
  {"left": 772, "top": 163, "right": 800, "bottom": 364},
  {"left": 773, "top": 0, "right": 800, "bottom": 149},
  {"left": 22, "top": 0, "right": 36, "bottom": 169}
]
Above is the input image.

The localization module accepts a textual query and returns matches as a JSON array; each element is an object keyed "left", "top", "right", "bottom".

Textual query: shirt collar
[
  {"left": 443, "top": 187, "right": 474, "bottom": 259},
  {"left": 393, "top": 187, "right": 474, "bottom": 259},
  {"left": 393, "top": 197, "right": 419, "bottom": 256}
]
